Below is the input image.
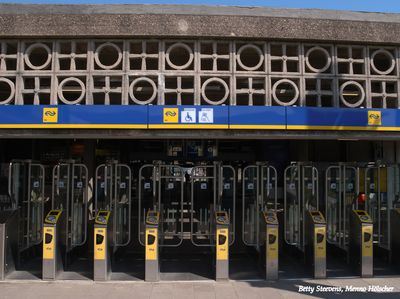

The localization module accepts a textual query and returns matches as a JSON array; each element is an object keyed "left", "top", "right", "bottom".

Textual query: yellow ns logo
[
  {"left": 43, "top": 108, "right": 58, "bottom": 123},
  {"left": 368, "top": 111, "right": 381, "bottom": 126},
  {"left": 163, "top": 108, "right": 178, "bottom": 123}
]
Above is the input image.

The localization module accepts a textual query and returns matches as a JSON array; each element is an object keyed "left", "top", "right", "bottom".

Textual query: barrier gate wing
[
  {"left": 52, "top": 161, "right": 88, "bottom": 257},
  {"left": 95, "top": 161, "right": 131, "bottom": 248},
  {"left": 138, "top": 164, "right": 184, "bottom": 247},
  {"left": 242, "top": 163, "right": 277, "bottom": 247},
  {"left": 284, "top": 163, "right": 319, "bottom": 251},
  {"left": 190, "top": 163, "right": 235, "bottom": 247},
  {"left": 9, "top": 161, "right": 45, "bottom": 253},
  {"left": 325, "top": 164, "right": 359, "bottom": 250}
]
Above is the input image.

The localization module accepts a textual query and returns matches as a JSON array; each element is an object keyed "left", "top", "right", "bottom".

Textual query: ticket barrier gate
[
  {"left": 0, "top": 160, "right": 45, "bottom": 280},
  {"left": 284, "top": 162, "right": 326, "bottom": 278},
  {"left": 259, "top": 211, "right": 279, "bottom": 280},
  {"left": 242, "top": 163, "right": 278, "bottom": 280},
  {"left": 305, "top": 211, "right": 326, "bottom": 279},
  {"left": 93, "top": 161, "right": 131, "bottom": 281},
  {"left": 93, "top": 211, "right": 111, "bottom": 281},
  {"left": 190, "top": 163, "right": 235, "bottom": 281},
  {"left": 42, "top": 210, "right": 63, "bottom": 280},
  {"left": 145, "top": 211, "right": 159, "bottom": 282},
  {"left": 350, "top": 210, "right": 373, "bottom": 277},
  {"left": 43, "top": 161, "right": 88, "bottom": 280},
  {"left": 325, "top": 163, "right": 359, "bottom": 255},
  {"left": 139, "top": 163, "right": 184, "bottom": 282}
]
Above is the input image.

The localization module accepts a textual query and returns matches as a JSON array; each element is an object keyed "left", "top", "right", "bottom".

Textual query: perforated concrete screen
[{"left": 0, "top": 40, "right": 399, "bottom": 109}]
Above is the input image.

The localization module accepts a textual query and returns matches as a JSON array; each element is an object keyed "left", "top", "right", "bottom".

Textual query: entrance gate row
[{"left": 2, "top": 160, "right": 400, "bottom": 281}]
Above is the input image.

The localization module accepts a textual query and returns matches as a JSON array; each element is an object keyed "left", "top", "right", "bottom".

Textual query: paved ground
[{"left": 1, "top": 278, "right": 400, "bottom": 299}]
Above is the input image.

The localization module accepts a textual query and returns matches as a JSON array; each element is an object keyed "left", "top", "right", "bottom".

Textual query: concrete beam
[
  {"left": 1, "top": 4, "right": 400, "bottom": 44},
  {"left": 1, "top": 129, "right": 400, "bottom": 140}
]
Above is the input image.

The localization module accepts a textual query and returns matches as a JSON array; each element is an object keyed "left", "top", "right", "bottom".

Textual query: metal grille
[{"left": 0, "top": 39, "right": 399, "bottom": 108}]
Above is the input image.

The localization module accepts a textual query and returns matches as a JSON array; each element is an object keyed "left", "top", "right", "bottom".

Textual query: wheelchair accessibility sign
[{"left": 181, "top": 108, "right": 196, "bottom": 123}]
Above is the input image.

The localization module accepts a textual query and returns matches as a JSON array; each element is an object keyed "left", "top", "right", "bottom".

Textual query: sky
[{"left": 1, "top": 0, "right": 400, "bottom": 14}]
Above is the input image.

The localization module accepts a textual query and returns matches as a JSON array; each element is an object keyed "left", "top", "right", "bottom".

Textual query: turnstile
[
  {"left": 242, "top": 162, "right": 278, "bottom": 280},
  {"left": 0, "top": 160, "right": 45, "bottom": 280},
  {"left": 139, "top": 163, "right": 184, "bottom": 281},
  {"left": 138, "top": 162, "right": 235, "bottom": 281},
  {"left": 325, "top": 163, "right": 359, "bottom": 253},
  {"left": 284, "top": 162, "right": 325, "bottom": 278},
  {"left": 190, "top": 163, "right": 235, "bottom": 280},
  {"left": 93, "top": 161, "right": 131, "bottom": 281},
  {"left": 43, "top": 161, "right": 88, "bottom": 280},
  {"left": 350, "top": 210, "right": 373, "bottom": 277}
]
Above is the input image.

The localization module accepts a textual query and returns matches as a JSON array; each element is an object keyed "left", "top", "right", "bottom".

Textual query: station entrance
[{"left": 1, "top": 138, "right": 399, "bottom": 281}]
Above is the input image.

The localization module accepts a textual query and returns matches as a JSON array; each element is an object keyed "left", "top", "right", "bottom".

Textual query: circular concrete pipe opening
[
  {"left": 25, "top": 43, "right": 52, "bottom": 70},
  {"left": 0, "top": 78, "right": 15, "bottom": 104},
  {"left": 305, "top": 46, "right": 331, "bottom": 73},
  {"left": 129, "top": 77, "right": 157, "bottom": 104},
  {"left": 237, "top": 44, "right": 264, "bottom": 71},
  {"left": 272, "top": 79, "right": 299, "bottom": 106},
  {"left": 201, "top": 77, "right": 229, "bottom": 105},
  {"left": 340, "top": 81, "right": 365, "bottom": 107},
  {"left": 371, "top": 49, "right": 395, "bottom": 75},
  {"left": 95, "top": 43, "right": 122, "bottom": 70},
  {"left": 166, "top": 43, "right": 194, "bottom": 70},
  {"left": 58, "top": 77, "right": 86, "bottom": 104}
]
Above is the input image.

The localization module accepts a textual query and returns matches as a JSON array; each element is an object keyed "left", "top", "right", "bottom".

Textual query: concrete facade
[{"left": 1, "top": 4, "right": 400, "bottom": 44}]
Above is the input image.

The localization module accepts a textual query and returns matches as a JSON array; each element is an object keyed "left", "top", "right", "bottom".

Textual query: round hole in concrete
[
  {"left": 129, "top": 77, "right": 157, "bottom": 104},
  {"left": 237, "top": 44, "right": 264, "bottom": 71},
  {"left": 95, "top": 43, "right": 122, "bottom": 70},
  {"left": 340, "top": 81, "right": 365, "bottom": 108},
  {"left": 166, "top": 43, "right": 194, "bottom": 70},
  {"left": 0, "top": 78, "right": 15, "bottom": 104},
  {"left": 272, "top": 79, "right": 299, "bottom": 106}
]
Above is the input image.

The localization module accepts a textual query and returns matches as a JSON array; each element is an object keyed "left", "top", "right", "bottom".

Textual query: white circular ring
[
  {"left": 94, "top": 43, "right": 122, "bottom": 70},
  {"left": 58, "top": 77, "right": 86, "bottom": 104},
  {"left": 305, "top": 46, "right": 332, "bottom": 73},
  {"left": 0, "top": 78, "right": 15, "bottom": 104},
  {"left": 129, "top": 77, "right": 157, "bottom": 105},
  {"left": 371, "top": 49, "right": 395, "bottom": 75},
  {"left": 340, "top": 81, "right": 365, "bottom": 108},
  {"left": 237, "top": 44, "right": 264, "bottom": 71},
  {"left": 272, "top": 79, "right": 299, "bottom": 106},
  {"left": 24, "top": 43, "right": 52, "bottom": 70},
  {"left": 165, "top": 43, "right": 194, "bottom": 70},
  {"left": 201, "top": 77, "right": 229, "bottom": 105}
]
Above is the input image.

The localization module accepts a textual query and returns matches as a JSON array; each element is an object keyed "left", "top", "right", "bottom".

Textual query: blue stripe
[
  {"left": 0, "top": 105, "right": 400, "bottom": 130},
  {"left": 229, "top": 106, "right": 286, "bottom": 126}
]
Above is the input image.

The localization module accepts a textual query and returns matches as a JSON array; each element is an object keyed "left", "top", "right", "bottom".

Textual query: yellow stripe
[
  {"left": 0, "top": 124, "right": 147, "bottom": 129},
  {"left": 287, "top": 125, "right": 400, "bottom": 131},
  {"left": 229, "top": 125, "right": 286, "bottom": 130},
  {"left": 148, "top": 124, "right": 228, "bottom": 129}
]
